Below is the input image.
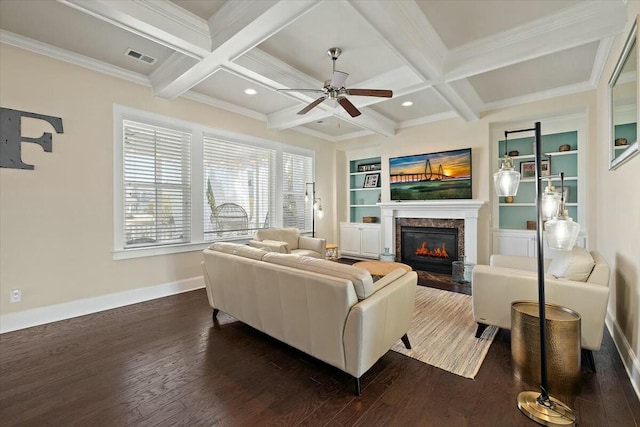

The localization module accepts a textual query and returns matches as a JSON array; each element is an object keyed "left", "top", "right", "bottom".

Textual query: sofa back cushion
[
  {"left": 263, "top": 252, "right": 375, "bottom": 300},
  {"left": 208, "top": 242, "right": 268, "bottom": 260},
  {"left": 255, "top": 228, "right": 300, "bottom": 249},
  {"left": 547, "top": 246, "right": 595, "bottom": 281}
]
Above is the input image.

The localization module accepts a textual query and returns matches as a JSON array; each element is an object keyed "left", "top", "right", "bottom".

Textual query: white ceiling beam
[
  {"left": 150, "top": 0, "right": 319, "bottom": 99},
  {"left": 346, "top": 0, "right": 446, "bottom": 80},
  {"left": 267, "top": 102, "right": 396, "bottom": 137},
  {"left": 444, "top": 1, "right": 627, "bottom": 81},
  {"left": 58, "top": 0, "right": 211, "bottom": 59},
  {"left": 338, "top": 108, "right": 397, "bottom": 137},
  {"left": 268, "top": 106, "right": 332, "bottom": 130},
  {"left": 347, "top": 0, "right": 481, "bottom": 121}
]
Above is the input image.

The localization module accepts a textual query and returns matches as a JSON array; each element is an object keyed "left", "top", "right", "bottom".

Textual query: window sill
[{"left": 113, "top": 238, "right": 252, "bottom": 260}]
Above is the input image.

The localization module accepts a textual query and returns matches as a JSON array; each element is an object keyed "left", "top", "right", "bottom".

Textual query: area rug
[{"left": 391, "top": 286, "right": 498, "bottom": 379}]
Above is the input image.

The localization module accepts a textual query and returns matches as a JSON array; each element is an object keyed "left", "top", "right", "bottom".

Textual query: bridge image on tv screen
[{"left": 389, "top": 148, "right": 472, "bottom": 200}]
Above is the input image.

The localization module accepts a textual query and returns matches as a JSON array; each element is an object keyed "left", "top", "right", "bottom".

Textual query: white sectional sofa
[{"left": 202, "top": 242, "right": 418, "bottom": 394}]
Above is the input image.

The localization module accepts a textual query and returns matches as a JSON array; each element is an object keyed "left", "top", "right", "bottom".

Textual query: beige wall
[
  {"left": 0, "top": 44, "right": 334, "bottom": 315},
  {"left": 596, "top": 5, "right": 640, "bottom": 370}
]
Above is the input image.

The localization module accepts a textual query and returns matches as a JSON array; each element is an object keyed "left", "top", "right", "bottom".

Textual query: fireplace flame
[{"left": 415, "top": 241, "right": 449, "bottom": 259}]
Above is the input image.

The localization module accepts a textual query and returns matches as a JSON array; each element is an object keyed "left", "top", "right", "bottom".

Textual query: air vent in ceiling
[{"left": 124, "top": 48, "right": 156, "bottom": 64}]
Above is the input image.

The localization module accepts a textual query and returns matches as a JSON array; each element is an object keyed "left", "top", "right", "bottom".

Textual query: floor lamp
[
  {"left": 494, "top": 122, "right": 580, "bottom": 426},
  {"left": 305, "top": 182, "right": 323, "bottom": 237}
]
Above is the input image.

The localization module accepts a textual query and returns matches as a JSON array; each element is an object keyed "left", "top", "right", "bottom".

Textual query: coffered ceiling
[{"left": 0, "top": 0, "right": 628, "bottom": 141}]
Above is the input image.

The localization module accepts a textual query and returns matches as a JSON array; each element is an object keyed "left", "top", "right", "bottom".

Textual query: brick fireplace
[{"left": 378, "top": 200, "right": 484, "bottom": 267}]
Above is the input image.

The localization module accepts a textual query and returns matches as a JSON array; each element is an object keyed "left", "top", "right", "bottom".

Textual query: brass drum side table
[{"left": 511, "top": 301, "right": 581, "bottom": 395}]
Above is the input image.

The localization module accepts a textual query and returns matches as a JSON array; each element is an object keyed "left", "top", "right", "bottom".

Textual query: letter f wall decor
[{"left": 0, "top": 107, "right": 64, "bottom": 170}]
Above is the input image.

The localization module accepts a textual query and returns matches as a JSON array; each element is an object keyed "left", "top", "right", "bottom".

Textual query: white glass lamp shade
[
  {"left": 493, "top": 157, "right": 520, "bottom": 197},
  {"left": 545, "top": 212, "right": 580, "bottom": 250},
  {"left": 541, "top": 187, "right": 561, "bottom": 221},
  {"left": 317, "top": 205, "right": 324, "bottom": 219}
]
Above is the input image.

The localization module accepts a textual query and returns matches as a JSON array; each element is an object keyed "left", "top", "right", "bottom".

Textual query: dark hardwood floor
[{"left": 1, "top": 276, "right": 638, "bottom": 426}]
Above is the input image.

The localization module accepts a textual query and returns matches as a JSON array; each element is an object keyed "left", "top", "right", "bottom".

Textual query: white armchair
[
  {"left": 472, "top": 247, "right": 610, "bottom": 371},
  {"left": 249, "top": 227, "right": 327, "bottom": 259}
]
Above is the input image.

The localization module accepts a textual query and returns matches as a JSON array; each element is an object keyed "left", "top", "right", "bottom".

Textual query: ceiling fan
[{"left": 277, "top": 47, "right": 393, "bottom": 118}]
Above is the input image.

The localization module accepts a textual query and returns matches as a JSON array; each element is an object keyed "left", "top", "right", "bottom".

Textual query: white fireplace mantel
[{"left": 378, "top": 200, "right": 485, "bottom": 264}]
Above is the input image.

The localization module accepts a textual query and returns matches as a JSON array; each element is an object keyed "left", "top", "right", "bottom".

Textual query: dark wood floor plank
[{"left": 0, "top": 286, "right": 638, "bottom": 427}]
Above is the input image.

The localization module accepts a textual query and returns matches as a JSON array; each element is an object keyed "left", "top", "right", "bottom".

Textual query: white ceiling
[{"left": 0, "top": 0, "right": 628, "bottom": 142}]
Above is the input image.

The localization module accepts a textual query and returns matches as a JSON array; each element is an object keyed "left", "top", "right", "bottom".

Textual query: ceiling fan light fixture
[{"left": 280, "top": 47, "right": 393, "bottom": 118}]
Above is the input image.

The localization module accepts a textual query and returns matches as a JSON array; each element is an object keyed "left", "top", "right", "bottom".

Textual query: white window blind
[
  {"left": 203, "top": 136, "right": 275, "bottom": 240},
  {"left": 283, "top": 151, "right": 313, "bottom": 232},
  {"left": 123, "top": 120, "right": 191, "bottom": 248}
]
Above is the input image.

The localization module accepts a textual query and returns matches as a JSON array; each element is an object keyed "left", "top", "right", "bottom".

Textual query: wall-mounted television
[{"left": 389, "top": 148, "right": 472, "bottom": 200}]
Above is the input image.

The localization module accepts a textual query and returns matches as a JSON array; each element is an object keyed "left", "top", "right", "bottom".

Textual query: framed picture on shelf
[
  {"left": 363, "top": 173, "right": 380, "bottom": 188},
  {"left": 357, "top": 162, "right": 381, "bottom": 172},
  {"left": 520, "top": 159, "right": 550, "bottom": 178}
]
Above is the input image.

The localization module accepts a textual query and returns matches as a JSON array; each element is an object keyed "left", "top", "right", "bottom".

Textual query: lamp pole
[
  {"left": 501, "top": 122, "right": 576, "bottom": 426},
  {"left": 306, "top": 182, "right": 316, "bottom": 238}
]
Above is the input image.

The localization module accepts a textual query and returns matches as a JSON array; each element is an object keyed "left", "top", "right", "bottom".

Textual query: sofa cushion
[
  {"left": 262, "top": 252, "right": 375, "bottom": 300},
  {"left": 208, "top": 242, "right": 268, "bottom": 260},
  {"left": 547, "top": 246, "right": 595, "bottom": 281},
  {"left": 279, "top": 228, "right": 299, "bottom": 249}
]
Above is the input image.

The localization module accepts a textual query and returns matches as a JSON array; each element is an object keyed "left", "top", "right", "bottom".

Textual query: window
[
  {"left": 203, "top": 136, "right": 275, "bottom": 240},
  {"left": 122, "top": 120, "right": 191, "bottom": 248},
  {"left": 283, "top": 151, "right": 313, "bottom": 231},
  {"left": 114, "top": 105, "right": 315, "bottom": 259}
]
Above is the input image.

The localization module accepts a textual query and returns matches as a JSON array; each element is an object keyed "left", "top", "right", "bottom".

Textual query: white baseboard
[
  {"left": 0, "top": 276, "right": 205, "bottom": 334},
  {"left": 606, "top": 310, "right": 640, "bottom": 401}
]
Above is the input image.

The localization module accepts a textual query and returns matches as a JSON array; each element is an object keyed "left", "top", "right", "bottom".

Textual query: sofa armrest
[
  {"left": 248, "top": 239, "right": 290, "bottom": 254},
  {"left": 472, "top": 264, "right": 610, "bottom": 350},
  {"left": 343, "top": 271, "right": 417, "bottom": 377},
  {"left": 298, "top": 236, "right": 326, "bottom": 256}
]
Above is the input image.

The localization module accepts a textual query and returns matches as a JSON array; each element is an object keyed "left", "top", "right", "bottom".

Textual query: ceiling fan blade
[
  {"left": 346, "top": 89, "right": 393, "bottom": 98},
  {"left": 337, "top": 96, "right": 361, "bottom": 117},
  {"left": 298, "top": 96, "right": 327, "bottom": 115},
  {"left": 331, "top": 71, "right": 349, "bottom": 88},
  {"left": 277, "top": 88, "right": 325, "bottom": 93}
]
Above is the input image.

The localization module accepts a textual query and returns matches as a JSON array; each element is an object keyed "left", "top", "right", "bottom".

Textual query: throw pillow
[{"left": 547, "top": 246, "right": 595, "bottom": 281}]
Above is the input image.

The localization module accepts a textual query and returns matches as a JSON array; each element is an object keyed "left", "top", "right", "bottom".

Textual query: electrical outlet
[{"left": 10, "top": 289, "right": 21, "bottom": 303}]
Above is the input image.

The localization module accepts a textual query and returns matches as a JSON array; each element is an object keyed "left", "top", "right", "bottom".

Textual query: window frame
[{"left": 113, "top": 105, "right": 314, "bottom": 260}]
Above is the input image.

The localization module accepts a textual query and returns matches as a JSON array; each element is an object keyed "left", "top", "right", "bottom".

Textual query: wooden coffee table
[{"left": 353, "top": 260, "right": 412, "bottom": 278}]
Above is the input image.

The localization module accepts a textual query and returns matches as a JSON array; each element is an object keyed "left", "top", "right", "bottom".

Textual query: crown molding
[
  {"left": 398, "top": 111, "right": 459, "bottom": 130},
  {"left": 182, "top": 90, "right": 266, "bottom": 122},
  {"left": 481, "top": 81, "right": 595, "bottom": 113},
  {"left": 59, "top": 0, "right": 211, "bottom": 59},
  {"left": 0, "top": 30, "right": 150, "bottom": 87}
]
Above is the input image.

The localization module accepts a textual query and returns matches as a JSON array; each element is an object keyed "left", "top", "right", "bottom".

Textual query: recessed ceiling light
[
  {"left": 402, "top": 101, "right": 413, "bottom": 107},
  {"left": 244, "top": 88, "right": 257, "bottom": 95},
  {"left": 316, "top": 120, "right": 324, "bottom": 124}
]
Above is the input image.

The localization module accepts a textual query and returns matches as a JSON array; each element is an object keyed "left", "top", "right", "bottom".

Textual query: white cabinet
[
  {"left": 492, "top": 229, "right": 587, "bottom": 258},
  {"left": 492, "top": 230, "right": 536, "bottom": 257},
  {"left": 340, "top": 222, "right": 381, "bottom": 259}
]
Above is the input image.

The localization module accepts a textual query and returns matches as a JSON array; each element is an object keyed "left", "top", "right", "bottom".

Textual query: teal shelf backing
[
  {"left": 350, "top": 157, "right": 381, "bottom": 222},
  {"left": 498, "top": 131, "right": 578, "bottom": 156},
  {"left": 497, "top": 130, "right": 579, "bottom": 230}
]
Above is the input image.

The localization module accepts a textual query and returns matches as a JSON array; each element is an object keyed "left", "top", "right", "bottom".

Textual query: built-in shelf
[{"left": 349, "top": 156, "right": 381, "bottom": 223}]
